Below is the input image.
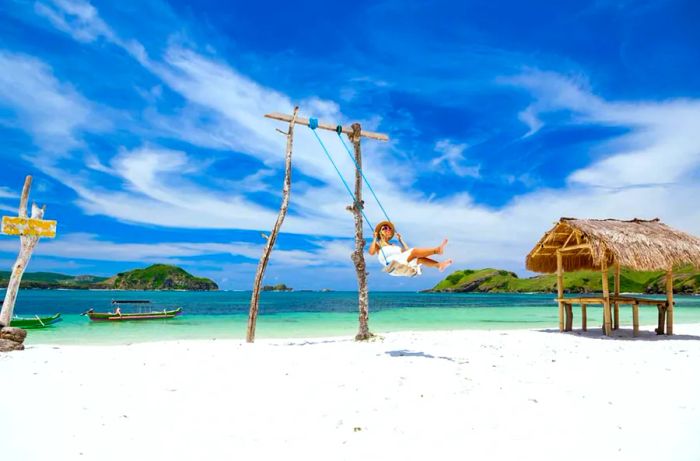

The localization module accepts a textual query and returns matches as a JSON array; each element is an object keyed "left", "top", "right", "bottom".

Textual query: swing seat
[{"left": 383, "top": 260, "right": 421, "bottom": 277}]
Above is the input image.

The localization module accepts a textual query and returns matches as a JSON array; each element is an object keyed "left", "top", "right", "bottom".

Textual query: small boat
[
  {"left": 10, "top": 313, "right": 62, "bottom": 329},
  {"left": 83, "top": 300, "right": 183, "bottom": 322}
]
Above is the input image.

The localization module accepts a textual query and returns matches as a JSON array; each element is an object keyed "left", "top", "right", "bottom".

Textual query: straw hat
[{"left": 374, "top": 221, "right": 395, "bottom": 240}]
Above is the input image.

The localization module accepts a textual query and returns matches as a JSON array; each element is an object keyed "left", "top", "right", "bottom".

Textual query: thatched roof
[{"left": 526, "top": 218, "right": 700, "bottom": 273}]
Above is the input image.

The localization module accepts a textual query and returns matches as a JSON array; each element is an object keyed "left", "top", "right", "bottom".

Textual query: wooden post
[
  {"left": 0, "top": 176, "right": 55, "bottom": 327},
  {"left": 601, "top": 256, "right": 612, "bottom": 336},
  {"left": 632, "top": 301, "right": 639, "bottom": 337},
  {"left": 556, "top": 251, "right": 564, "bottom": 332},
  {"left": 613, "top": 263, "right": 620, "bottom": 330},
  {"left": 666, "top": 269, "right": 674, "bottom": 335},
  {"left": 261, "top": 111, "right": 388, "bottom": 342},
  {"left": 246, "top": 107, "right": 299, "bottom": 343},
  {"left": 565, "top": 303, "right": 573, "bottom": 331},
  {"left": 349, "top": 123, "right": 372, "bottom": 341},
  {"left": 581, "top": 304, "right": 587, "bottom": 331},
  {"left": 655, "top": 303, "right": 666, "bottom": 335}
]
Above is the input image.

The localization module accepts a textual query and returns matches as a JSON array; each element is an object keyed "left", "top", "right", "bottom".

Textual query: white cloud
[
  {"left": 505, "top": 70, "right": 700, "bottom": 189},
  {"left": 0, "top": 50, "right": 96, "bottom": 153},
  {"left": 34, "top": 0, "right": 114, "bottom": 43},
  {"left": 518, "top": 106, "right": 543, "bottom": 137},
  {"left": 0, "top": 187, "right": 18, "bottom": 199},
  {"left": 0, "top": 233, "right": 363, "bottom": 287},
  {"left": 21, "top": 0, "right": 700, "bottom": 286},
  {"left": 431, "top": 139, "right": 481, "bottom": 178}
]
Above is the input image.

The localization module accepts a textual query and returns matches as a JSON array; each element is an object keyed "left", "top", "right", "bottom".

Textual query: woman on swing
[{"left": 369, "top": 221, "right": 453, "bottom": 274}]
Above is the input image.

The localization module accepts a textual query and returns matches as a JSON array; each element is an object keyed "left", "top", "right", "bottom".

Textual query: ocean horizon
[{"left": 3, "top": 289, "right": 700, "bottom": 345}]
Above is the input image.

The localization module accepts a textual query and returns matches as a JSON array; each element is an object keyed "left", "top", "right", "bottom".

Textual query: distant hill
[
  {"left": 0, "top": 264, "right": 218, "bottom": 291},
  {"left": 428, "top": 266, "right": 700, "bottom": 294},
  {"left": 261, "top": 283, "right": 293, "bottom": 292},
  {"left": 93, "top": 264, "right": 218, "bottom": 291},
  {"left": 0, "top": 271, "right": 108, "bottom": 289}
]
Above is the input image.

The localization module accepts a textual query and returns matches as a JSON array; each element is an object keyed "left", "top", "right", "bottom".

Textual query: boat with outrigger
[
  {"left": 10, "top": 313, "right": 62, "bottom": 328},
  {"left": 1, "top": 301, "right": 62, "bottom": 328},
  {"left": 82, "top": 300, "right": 183, "bottom": 322}
]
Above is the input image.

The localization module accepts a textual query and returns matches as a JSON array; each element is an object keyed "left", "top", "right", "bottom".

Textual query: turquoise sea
[{"left": 4, "top": 289, "right": 700, "bottom": 345}]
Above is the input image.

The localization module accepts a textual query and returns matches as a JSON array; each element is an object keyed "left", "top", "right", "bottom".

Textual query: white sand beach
[{"left": 2, "top": 325, "right": 700, "bottom": 461}]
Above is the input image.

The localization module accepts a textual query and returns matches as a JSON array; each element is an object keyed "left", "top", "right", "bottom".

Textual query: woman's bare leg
[
  {"left": 417, "top": 257, "right": 439, "bottom": 267},
  {"left": 437, "top": 259, "right": 453, "bottom": 272},
  {"left": 417, "top": 257, "right": 454, "bottom": 272},
  {"left": 408, "top": 239, "right": 448, "bottom": 262}
]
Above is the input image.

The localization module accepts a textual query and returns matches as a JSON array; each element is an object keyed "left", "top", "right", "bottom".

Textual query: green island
[
  {"left": 0, "top": 264, "right": 218, "bottom": 291},
  {"left": 261, "top": 283, "right": 293, "bottom": 292},
  {"left": 429, "top": 266, "right": 700, "bottom": 294}
]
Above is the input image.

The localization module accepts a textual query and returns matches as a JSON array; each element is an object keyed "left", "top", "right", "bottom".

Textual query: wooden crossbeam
[
  {"left": 555, "top": 296, "right": 666, "bottom": 306},
  {"left": 557, "top": 244, "right": 591, "bottom": 252},
  {"left": 265, "top": 112, "right": 389, "bottom": 141}
]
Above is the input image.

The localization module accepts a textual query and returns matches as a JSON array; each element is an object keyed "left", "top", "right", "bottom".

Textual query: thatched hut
[{"left": 526, "top": 218, "right": 700, "bottom": 336}]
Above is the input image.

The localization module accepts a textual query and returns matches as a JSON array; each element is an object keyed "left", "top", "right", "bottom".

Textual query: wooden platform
[{"left": 555, "top": 296, "right": 672, "bottom": 337}]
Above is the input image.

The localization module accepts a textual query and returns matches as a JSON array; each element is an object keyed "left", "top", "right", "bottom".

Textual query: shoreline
[
  {"left": 3, "top": 326, "right": 700, "bottom": 460},
  {"left": 22, "top": 321, "right": 700, "bottom": 346}
]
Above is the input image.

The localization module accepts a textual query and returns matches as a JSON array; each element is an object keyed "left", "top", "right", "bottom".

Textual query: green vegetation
[
  {"left": 262, "top": 283, "right": 293, "bottom": 292},
  {"left": 429, "top": 266, "right": 700, "bottom": 294},
  {"left": 0, "top": 271, "right": 108, "bottom": 289},
  {"left": 0, "top": 264, "right": 217, "bottom": 291},
  {"left": 96, "top": 264, "right": 218, "bottom": 290}
]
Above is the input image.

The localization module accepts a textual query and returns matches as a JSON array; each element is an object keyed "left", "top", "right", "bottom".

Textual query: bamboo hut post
[
  {"left": 246, "top": 107, "right": 299, "bottom": 343},
  {"left": 613, "top": 263, "right": 620, "bottom": 330},
  {"left": 581, "top": 303, "right": 587, "bottom": 331},
  {"left": 656, "top": 303, "right": 666, "bottom": 335},
  {"left": 601, "top": 257, "right": 612, "bottom": 336},
  {"left": 348, "top": 123, "right": 372, "bottom": 341},
  {"left": 556, "top": 251, "right": 564, "bottom": 332},
  {"left": 565, "top": 303, "right": 573, "bottom": 331},
  {"left": 632, "top": 301, "right": 639, "bottom": 337},
  {"left": 666, "top": 269, "right": 674, "bottom": 335}
]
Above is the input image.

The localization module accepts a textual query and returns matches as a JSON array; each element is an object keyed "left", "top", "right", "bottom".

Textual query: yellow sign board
[{"left": 1, "top": 216, "right": 57, "bottom": 238}]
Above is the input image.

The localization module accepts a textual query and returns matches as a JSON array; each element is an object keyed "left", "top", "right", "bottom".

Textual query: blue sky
[{"left": 1, "top": 0, "right": 699, "bottom": 290}]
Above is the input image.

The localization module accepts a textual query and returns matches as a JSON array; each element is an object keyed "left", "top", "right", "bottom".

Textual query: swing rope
[
  {"left": 335, "top": 127, "right": 391, "bottom": 223},
  {"left": 308, "top": 118, "right": 389, "bottom": 266}
]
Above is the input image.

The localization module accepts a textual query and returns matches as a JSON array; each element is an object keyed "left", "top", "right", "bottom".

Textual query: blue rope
[
  {"left": 308, "top": 118, "right": 389, "bottom": 266},
  {"left": 335, "top": 129, "right": 391, "bottom": 223}
]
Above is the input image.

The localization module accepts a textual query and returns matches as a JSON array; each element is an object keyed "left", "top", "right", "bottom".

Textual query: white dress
[{"left": 376, "top": 244, "right": 422, "bottom": 276}]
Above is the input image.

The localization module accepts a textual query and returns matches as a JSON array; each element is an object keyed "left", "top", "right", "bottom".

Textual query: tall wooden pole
[
  {"left": 666, "top": 268, "right": 674, "bottom": 335},
  {"left": 0, "top": 176, "right": 47, "bottom": 327},
  {"left": 349, "top": 123, "right": 372, "bottom": 341},
  {"left": 601, "top": 256, "right": 612, "bottom": 336},
  {"left": 246, "top": 107, "right": 299, "bottom": 343},
  {"left": 556, "top": 251, "right": 564, "bottom": 332},
  {"left": 261, "top": 111, "right": 387, "bottom": 341},
  {"left": 613, "top": 263, "right": 620, "bottom": 330}
]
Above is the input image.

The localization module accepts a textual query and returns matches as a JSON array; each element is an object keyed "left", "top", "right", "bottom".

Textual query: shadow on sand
[
  {"left": 385, "top": 349, "right": 458, "bottom": 362},
  {"left": 538, "top": 327, "right": 700, "bottom": 341}
]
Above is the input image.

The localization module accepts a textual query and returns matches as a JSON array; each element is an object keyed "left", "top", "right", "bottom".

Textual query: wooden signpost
[
  {"left": 0, "top": 176, "right": 57, "bottom": 327},
  {"left": 2, "top": 216, "right": 57, "bottom": 238}
]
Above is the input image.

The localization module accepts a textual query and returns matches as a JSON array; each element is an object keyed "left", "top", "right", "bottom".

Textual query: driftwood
[
  {"left": 348, "top": 123, "right": 372, "bottom": 341},
  {"left": 246, "top": 107, "right": 299, "bottom": 343},
  {"left": 0, "top": 176, "right": 47, "bottom": 327}
]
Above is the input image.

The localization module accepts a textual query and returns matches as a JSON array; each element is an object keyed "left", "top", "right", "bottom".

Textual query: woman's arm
[
  {"left": 369, "top": 233, "right": 379, "bottom": 255},
  {"left": 396, "top": 233, "right": 409, "bottom": 251}
]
